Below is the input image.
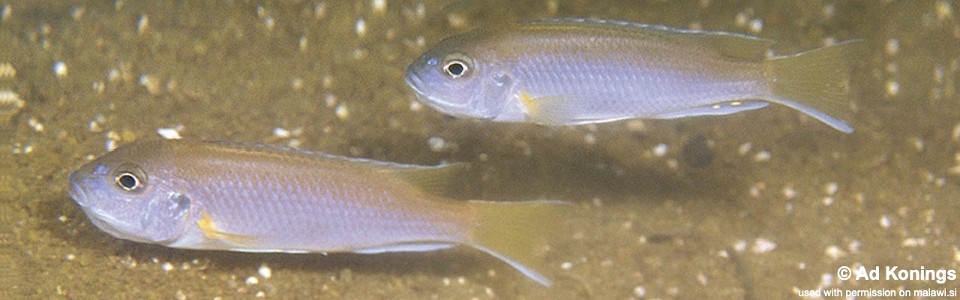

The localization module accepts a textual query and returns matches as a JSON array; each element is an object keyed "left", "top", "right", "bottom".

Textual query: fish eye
[
  {"left": 440, "top": 53, "right": 472, "bottom": 79},
  {"left": 114, "top": 164, "right": 147, "bottom": 192}
]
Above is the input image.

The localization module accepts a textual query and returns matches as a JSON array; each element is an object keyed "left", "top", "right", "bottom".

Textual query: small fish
[
  {"left": 67, "top": 140, "right": 569, "bottom": 286},
  {"left": 405, "top": 18, "right": 863, "bottom": 133}
]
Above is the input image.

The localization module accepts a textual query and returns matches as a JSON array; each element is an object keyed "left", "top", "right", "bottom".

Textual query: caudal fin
[
  {"left": 468, "top": 200, "right": 572, "bottom": 286},
  {"left": 768, "top": 40, "right": 864, "bottom": 133}
]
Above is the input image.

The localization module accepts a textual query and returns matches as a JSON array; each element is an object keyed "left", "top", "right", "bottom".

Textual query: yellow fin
[
  {"left": 519, "top": 92, "right": 577, "bottom": 125},
  {"left": 197, "top": 212, "right": 257, "bottom": 245},
  {"left": 767, "top": 40, "right": 864, "bottom": 133},
  {"left": 379, "top": 162, "right": 470, "bottom": 196},
  {"left": 467, "top": 200, "right": 573, "bottom": 286}
]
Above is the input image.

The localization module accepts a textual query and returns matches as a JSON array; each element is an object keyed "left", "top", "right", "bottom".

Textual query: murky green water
[{"left": 1, "top": 0, "right": 959, "bottom": 298}]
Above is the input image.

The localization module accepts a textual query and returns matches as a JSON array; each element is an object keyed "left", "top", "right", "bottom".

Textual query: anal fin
[{"left": 654, "top": 101, "right": 769, "bottom": 119}]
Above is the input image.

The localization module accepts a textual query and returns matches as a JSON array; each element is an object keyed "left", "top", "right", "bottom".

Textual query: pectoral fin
[
  {"left": 197, "top": 212, "right": 258, "bottom": 245},
  {"left": 519, "top": 92, "right": 579, "bottom": 125}
]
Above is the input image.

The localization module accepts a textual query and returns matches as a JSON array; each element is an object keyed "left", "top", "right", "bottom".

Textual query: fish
[
  {"left": 404, "top": 18, "right": 863, "bottom": 133},
  {"left": 67, "top": 140, "right": 569, "bottom": 286}
]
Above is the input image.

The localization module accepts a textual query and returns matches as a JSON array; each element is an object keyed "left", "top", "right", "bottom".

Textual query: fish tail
[
  {"left": 467, "top": 200, "right": 572, "bottom": 286},
  {"left": 767, "top": 40, "right": 864, "bottom": 133}
]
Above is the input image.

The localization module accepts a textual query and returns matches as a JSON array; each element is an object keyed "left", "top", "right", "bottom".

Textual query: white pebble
[
  {"left": 137, "top": 15, "right": 149, "bottom": 35},
  {"left": 161, "top": 262, "right": 174, "bottom": 272},
  {"left": 157, "top": 127, "right": 182, "bottom": 140},
  {"left": 409, "top": 100, "right": 422, "bottom": 111},
  {"left": 653, "top": 143, "right": 668, "bottom": 157},
  {"left": 560, "top": 262, "right": 573, "bottom": 270},
  {"left": 583, "top": 133, "right": 596, "bottom": 145},
  {"left": 782, "top": 186, "right": 796, "bottom": 199},
  {"left": 824, "top": 182, "right": 838, "bottom": 195},
  {"left": 822, "top": 3, "right": 836, "bottom": 19},
  {"left": 936, "top": 1, "right": 953, "bottom": 21},
  {"left": 733, "top": 240, "right": 747, "bottom": 252},
  {"left": 753, "top": 151, "right": 771, "bottom": 162},
  {"left": 885, "top": 39, "right": 900, "bottom": 55},
  {"left": 427, "top": 137, "right": 446, "bottom": 152},
  {"left": 748, "top": 19, "right": 763, "bottom": 33},
  {"left": 902, "top": 237, "right": 926, "bottom": 247},
  {"left": 27, "top": 117, "right": 44, "bottom": 132},
  {"left": 263, "top": 16, "right": 275, "bottom": 32},
  {"left": 822, "top": 196, "right": 834, "bottom": 206},
  {"left": 314, "top": 2, "right": 327, "bottom": 19},
  {"left": 371, "top": 0, "right": 386, "bottom": 15},
  {"left": 54, "top": 61, "right": 68, "bottom": 77},
  {"left": 355, "top": 18, "right": 366, "bottom": 38},
  {"left": 335, "top": 103, "right": 349, "bottom": 120},
  {"left": 824, "top": 245, "right": 846, "bottom": 259},
  {"left": 885, "top": 80, "right": 900, "bottom": 96},
  {"left": 1, "top": 5, "right": 10, "bottom": 22},
  {"left": 909, "top": 137, "right": 924, "bottom": 152},
  {"left": 879, "top": 215, "right": 891, "bottom": 228},
  {"left": 848, "top": 240, "right": 861, "bottom": 253},
  {"left": 735, "top": 12, "right": 749, "bottom": 27},
  {"left": 751, "top": 238, "right": 776, "bottom": 253},
  {"left": 299, "top": 36, "right": 308, "bottom": 52},
  {"left": 273, "top": 127, "right": 290, "bottom": 138},
  {"left": 633, "top": 286, "right": 646, "bottom": 297},
  {"left": 0, "top": 62, "right": 16, "bottom": 78},
  {"left": 738, "top": 142, "right": 752, "bottom": 156},
  {"left": 105, "top": 138, "right": 118, "bottom": 152},
  {"left": 245, "top": 276, "right": 259, "bottom": 285},
  {"left": 139, "top": 74, "right": 162, "bottom": 96}
]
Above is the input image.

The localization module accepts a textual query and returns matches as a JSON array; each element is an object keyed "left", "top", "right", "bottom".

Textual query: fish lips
[{"left": 67, "top": 171, "right": 89, "bottom": 207}]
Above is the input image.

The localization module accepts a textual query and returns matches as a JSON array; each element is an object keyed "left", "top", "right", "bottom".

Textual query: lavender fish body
[
  {"left": 405, "top": 19, "right": 862, "bottom": 133},
  {"left": 67, "top": 140, "right": 567, "bottom": 285}
]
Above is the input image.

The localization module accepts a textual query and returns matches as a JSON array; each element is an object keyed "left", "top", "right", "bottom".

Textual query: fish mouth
[
  {"left": 403, "top": 69, "right": 426, "bottom": 96},
  {"left": 67, "top": 173, "right": 87, "bottom": 206}
]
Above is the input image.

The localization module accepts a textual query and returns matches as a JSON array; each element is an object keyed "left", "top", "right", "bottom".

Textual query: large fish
[
  {"left": 405, "top": 18, "right": 862, "bottom": 133},
  {"left": 67, "top": 140, "right": 568, "bottom": 286}
]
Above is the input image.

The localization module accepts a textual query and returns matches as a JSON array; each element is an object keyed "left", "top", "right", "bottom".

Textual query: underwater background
[{"left": 1, "top": 0, "right": 958, "bottom": 298}]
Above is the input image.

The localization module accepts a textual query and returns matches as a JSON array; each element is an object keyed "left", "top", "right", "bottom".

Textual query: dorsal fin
[
  {"left": 523, "top": 18, "right": 775, "bottom": 60},
  {"left": 379, "top": 162, "right": 470, "bottom": 195},
  {"left": 198, "top": 141, "right": 470, "bottom": 195}
]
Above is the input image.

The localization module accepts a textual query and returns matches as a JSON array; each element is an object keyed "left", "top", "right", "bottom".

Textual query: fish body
[
  {"left": 405, "top": 19, "right": 862, "bottom": 133},
  {"left": 67, "top": 140, "right": 567, "bottom": 285}
]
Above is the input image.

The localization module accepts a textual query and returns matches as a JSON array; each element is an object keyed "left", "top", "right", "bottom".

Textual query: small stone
[
  {"left": 54, "top": 61, "right": 68, "bottom": 77},
  {"left": 355, "top": 18, "right": 366, "bottom": 38},
  {"left": 652, "top": 143, "right": 668, "bottom": 157},
  {"left": 335, "top": 104, "right": 349, "bottom": 120},
  {"left": 751, "top": 238, "right": 776, "bottom": 253},
  {"left": 824, "top": 245, "right": 846, "bottom": 259},
  {"left": 157, "top": 128, "right": 182, "bottom": 140},
  {"left": 902, "top": 237, "right": 926, "bottom": 247},
  {"left": 258, "top": 264, "right": 272, "bottom": 279},
  {"left": 245, "top": 276, "right": 259, "bottom": 285},
  {"left": 371, "top": 0, "right": 386, "bottom": 15}
]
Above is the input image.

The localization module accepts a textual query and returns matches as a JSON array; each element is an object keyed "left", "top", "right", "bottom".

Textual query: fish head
[
  {"left": 68, "top": 141, "right": 193, "bottom": 245},
  {"left": 405, "top": 42, "right": 511, "bottom": 120}
]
